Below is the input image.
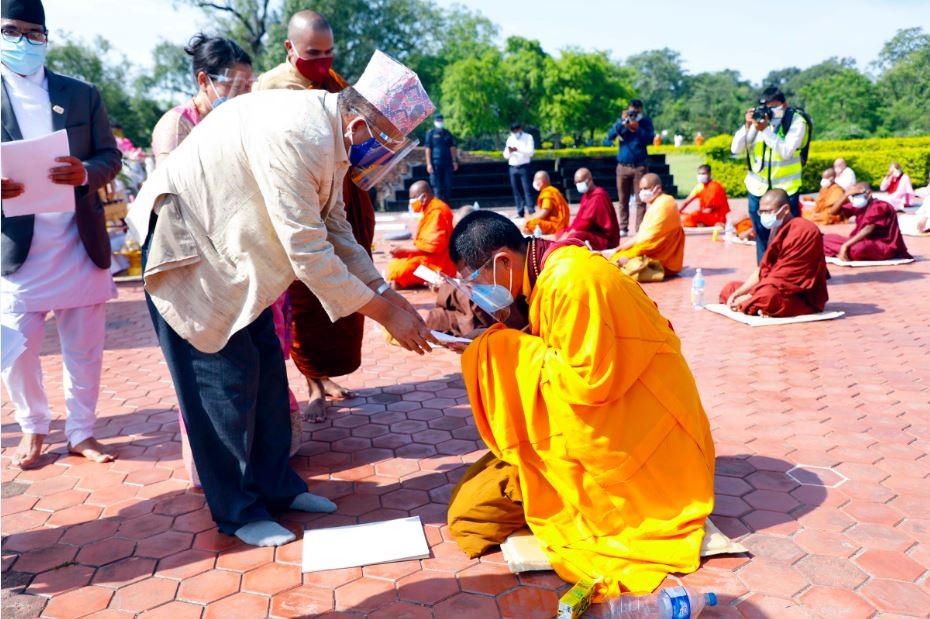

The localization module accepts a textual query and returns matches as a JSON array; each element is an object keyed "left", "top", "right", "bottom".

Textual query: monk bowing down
[
  {"left": 445, "top": 211, "right": 715, "bottom": 599},
  {"left": 386, "top": 181, "right": 456, "bottom": 289},
  {"left": 720, "top": 189, "right": 829, "bottom": 317},
  {"left": 524, "top": 171, "right": 570, "bottom": 235}
]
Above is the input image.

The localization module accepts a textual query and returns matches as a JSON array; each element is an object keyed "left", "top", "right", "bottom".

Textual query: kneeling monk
[
  {"left": 611, "top": 173, "right": 685, "bottom": 274},
  {"left": 524, "top": 171, "right": 570, "bottom": 235},
  {"left": 386, "top": 181, "right": 456, "bottom": 288},
  {"left": 446, "top": 211, "right": 715, "bottom": 598},
  {"left": 720, "top": 189, "right": 829, "bottom": 317}
]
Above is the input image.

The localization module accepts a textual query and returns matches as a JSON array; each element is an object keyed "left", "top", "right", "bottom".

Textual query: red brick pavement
[{"left": 2, "top": 218, "right": 929, "bottom": 618}]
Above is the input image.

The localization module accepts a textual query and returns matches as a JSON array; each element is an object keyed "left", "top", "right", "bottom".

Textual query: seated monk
[
  {"left": 559, "top": 167, "right": 620, "bottom": 250},
  {"left": 822, "top": 182, "right": 912, "bottom": 261},
  {"left": 445, "top": 210, "right": 715, "bottom": 599},
  {"left": 524, "top": 171, "right": 570, "bottom": 235},
  {"left": 611, "top": 173, "right": 685, "bottom": 274},
  {"left": 801, "top": 168, "right": 847, "bottom": 225},
  {"left": 720, "top": 189, "right": 829, "bottom": 317},
  {"left": 680, "top": 164, "right": 730, "bottom": 228},
  {"left": 386, "top": 181, "right": 456, "bottom": 288}
]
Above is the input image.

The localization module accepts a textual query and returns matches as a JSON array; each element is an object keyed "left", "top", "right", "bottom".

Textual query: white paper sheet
[
  {"left": 0, "top": 130, "right": 75, "bottom": 216},
  {"left": 302, "top": 516, "right": 430, "bottom": 573},
  {"left": 430, "top": 330, "right": 472, "bottom": 344},
  {"left": 1, "top": 324, "right": 27, "bottom": 370},
  {"left": 825, "top": 256, "right": 916, "bottom": 267},
  {"left": 704, "top": 303, "right": 845, "bottom": 327},
  {"left": 413, "top": 264, "right": 443, "bottom": 285},
  {"left": 897, "top": 214, "right": 929, "bottom": 237}
]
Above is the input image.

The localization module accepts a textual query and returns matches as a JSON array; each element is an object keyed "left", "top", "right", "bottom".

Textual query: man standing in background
[
  {"left": 424, "top": 113, "right": 458, "bottom": 201},
  {"left": 605, "top": 99, "right": 655, "bottom": 236},
  {"left": 503, "top": 122, "right": 535, "bottom": 218},
  {"left": 1, "top": 0, "right": 122, "bottom": 468}
]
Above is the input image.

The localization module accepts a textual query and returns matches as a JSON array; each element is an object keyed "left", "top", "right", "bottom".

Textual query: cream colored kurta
[{"left": 128, "top": 89, "right": 382, "bottom": 353}]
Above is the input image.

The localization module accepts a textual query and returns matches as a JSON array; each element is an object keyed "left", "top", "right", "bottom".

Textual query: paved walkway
[{"left": 2, "top": 219, "right": 929, "bottom": 618}]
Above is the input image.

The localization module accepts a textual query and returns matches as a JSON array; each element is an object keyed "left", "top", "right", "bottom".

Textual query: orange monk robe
[
  {"left": 611, "top": 194, "right": 685, "bottom": 273},
  {"left": 387, "top": 198, "right": 456, "bottom": 288},
  {"left": 524, "top": 185, "right": 570, "bottom": 235},
  {"left": 802, "top": 183, "right": 847, "bottom": 226},
  {"left": 681, "top": 180, "right": 730, "bottom": 228},
  {"left": 453, "top": 246, "right": 715, "bottom": 598}
]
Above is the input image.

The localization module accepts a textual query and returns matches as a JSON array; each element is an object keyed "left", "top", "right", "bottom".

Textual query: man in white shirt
[
  {"left": 1, "top": 0, "right": 122, "bottom": 469},
  {"left": 833, "top": 158, "right": 857, "bottom": 191},
  {"left": 503, "top": 122, "right": 535, "bottom": 218}
]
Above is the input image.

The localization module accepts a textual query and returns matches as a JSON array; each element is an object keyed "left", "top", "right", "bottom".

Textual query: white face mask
[
  {"left": 639, "top": 188, "right": 655, "bottom": 203},
  {"left": 532, "top": 180, "right": 542, "bottom": 192},
  {"left": 820, "top": 179, "right": 832, "bottom": 188},
  {"left": 850, "top": 195, "right": 869, "bottom": 209},
  {"left": 434, "top": 121, "right": 444, "bottom": 129},
  {"left": 697, "top": 174, "right": 709, "bottom": 184},
  {"left": 575, "top": 181, "right": 589, "bottom": 194}
]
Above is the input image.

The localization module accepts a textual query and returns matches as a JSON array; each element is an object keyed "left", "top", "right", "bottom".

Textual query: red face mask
[{"left": 294, "top": 55, "right": 334, "bottom": 84}]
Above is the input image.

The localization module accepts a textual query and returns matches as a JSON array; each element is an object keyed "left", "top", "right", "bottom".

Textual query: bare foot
[
  {"left": 68, "top": 437, "right": 117, "bottom": 463},
  {"left": 12, "top": 433, "right": 45, "bottom": 469},
  {"left": 303, "top": 379, "right": 328, "bottom": 423},
  {"left": 320, "top": 377, "right": 353, "bottom": 400}
]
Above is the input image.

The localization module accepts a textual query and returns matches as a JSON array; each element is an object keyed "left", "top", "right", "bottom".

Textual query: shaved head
[
  {"left": 822, "top": 167, "right": 835, "bottom": 179},
  {"left": 573, "top": 167, "right": 593, "bottom": 184},
  {"left": 285, "top": 10, "right": 334, "bottom": 62},
  {"left": 850, "top": 181, "right": 871, "bottom": 195},
  {"left": 640, "top": 173, "right": 661, "bottom": 190},
  {"left": 409, "top": 180, "right": 433, "bottom": 200},
  {"left": 534, "top": 170, "right": 550, "bottom": 186},
  {"left": 834, "top": 158, "right": 847, "bottom": 169},
  {"left": 760, "top": 188, "right": 789, "bottom": 209}
]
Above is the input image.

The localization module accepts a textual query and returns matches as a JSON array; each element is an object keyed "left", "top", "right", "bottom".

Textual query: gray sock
[
  {"left": 234, "top": 520, "right": 295, "bottom": 547},
  {"left": 290, "top": 492, "right": 337, "bottom": 513}
]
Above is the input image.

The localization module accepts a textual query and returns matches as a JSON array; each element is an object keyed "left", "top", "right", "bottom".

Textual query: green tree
[
  {"left": 876, "top": 28, "right": 930, "bottom": 136},
  {"left": 179, "top": 0, "right": 277, "bottom": 62},
  {"left": 46, "top": 36, "right": 164, "bottom": 147},
  {"left": 542, "top": 49, "right": 634, "bottom": 144},
  {"left": 439, "top": 49, "right": 511, "bottom": 145},
  {"left": 873, "top": 27, "right": 930, "bottom": 71},
  {"left": 498, "top": 37, "right": 551, "bottom": 129},
  {"left": 798, "top": 69, "right": 882, "bottom": 139},
  {"left": 762, "top": 67, "right": 801, "bottom": 95},
  {"left": 624, "top": 48, "right": 688, "bottom": 121},
  {"left": 680, "top": 70, "right": 755, "bottom": 136},
  {"left": 784, "top": 57, "right": 856, "bottom": 105}
]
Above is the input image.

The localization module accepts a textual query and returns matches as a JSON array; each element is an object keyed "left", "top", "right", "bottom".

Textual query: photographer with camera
[
  {"left": 731, "top": 86, "right": 811, "bottom": 263},
  {"left": 605, "top": 99, "right": 655, "bottom": 236}
]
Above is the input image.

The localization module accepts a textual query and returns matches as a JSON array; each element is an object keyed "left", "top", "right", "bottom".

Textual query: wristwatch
[{"left": 376, "top": 282, "right": 391, "bottom": 296}]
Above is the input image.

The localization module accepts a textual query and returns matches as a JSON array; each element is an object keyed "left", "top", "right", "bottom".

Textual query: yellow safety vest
[{"left": 743, "top": 115, "right": 808, "bottom": 197}]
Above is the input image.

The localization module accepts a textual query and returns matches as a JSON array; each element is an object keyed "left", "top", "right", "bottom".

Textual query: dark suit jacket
[{"left": 1, "top": 68, "right": 122, "bottom": 275}]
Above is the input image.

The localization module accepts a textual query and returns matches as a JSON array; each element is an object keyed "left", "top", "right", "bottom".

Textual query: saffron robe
[
  {"left": 681, "top": 180, "right": 729, "bottom": 228},
  {"left": 823, "top": 199, "right": 912, "bottom": 261},
  {"left": 525, "top": 185, "right": 571, "bottom": 235},
  {"left": 450, "top": 245, "right": 715, "bottom": 598},
  {"left": 802, "top": 183, "right": 846, "bottom": 225},
  {"left": 611, "top": 195, "right": 685, "bottom": 274},
  {"left": 719, "top": 217, "right": 829, "bottom": 317},
  {"left": 255, "top": 63, "right": 377, "bottom": 379},
  {"left": 562, "top": 186, "right": 620, "bottom": 250},
  {"left": 386, "top": 198, "right": 456, "bottom": 288}
]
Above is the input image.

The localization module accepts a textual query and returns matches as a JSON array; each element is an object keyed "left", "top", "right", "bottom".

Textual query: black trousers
[
  {"left": 430, "top": 164, "right": 454, "bottom": 201},
  {"left": 509, "top": 164, "right": 535, "bottom": 215},
  {"left": 143, "top": 220, "right": 306, "bottom": 534}
]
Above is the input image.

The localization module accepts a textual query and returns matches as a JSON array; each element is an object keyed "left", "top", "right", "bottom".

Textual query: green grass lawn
[{"left": 665, "top": 153, "right": 706, "bottom": 198}]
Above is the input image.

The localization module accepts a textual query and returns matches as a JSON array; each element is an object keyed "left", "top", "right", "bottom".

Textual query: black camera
[
  {"left": 623, "top": 111, "right": 641, "bottom": 124},
  {"left": 752, "top": 106, "right": 774, "bottom": 123}
]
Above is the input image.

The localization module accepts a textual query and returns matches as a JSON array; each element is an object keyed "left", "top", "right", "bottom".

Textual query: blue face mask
[
  {"left": 1, "top": 38, "right": 47, "bottom": 76},
  {"left": 348, "top": 137, "right": 382, "bottom": 167},
  {"left": 466, "top": 255, "right": 515, "bottom": 319}
]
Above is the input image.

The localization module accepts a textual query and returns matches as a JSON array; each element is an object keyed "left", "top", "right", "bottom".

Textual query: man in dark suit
[{"left": 1, "top": 0, "right": 121, "bottom": 469}]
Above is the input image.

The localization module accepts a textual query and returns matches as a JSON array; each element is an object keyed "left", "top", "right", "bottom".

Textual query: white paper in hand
[
  {"left": 430, "top": 330, "right": 472, "bottom": 344},
  {"left": 1, "top": 130, "right": 75, "bottom": 216},
  {"left": 302, "top": 516, "right": 430, "bottom": 572},
  {"left": 413, "top": 264, "right": 443, "bottom": 285}
]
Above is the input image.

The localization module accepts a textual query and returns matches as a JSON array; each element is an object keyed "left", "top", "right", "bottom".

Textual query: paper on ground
[
  {"left": 500, "top": 519, "right": 747, "bottom": 574},
  {"left": 683, "top": 226, "right": 719, "bottom": 235},
  {"left": 1, "top": 324, "right": 27, "bottom": 370},
  {"left": 375, "top": 223, "right": 408, "bottom": 231},
  {"left": 431, "top": 330, "right": 472, "bottom": 344},
  {"left": 704, "top": 303, "right": 845, "bottom": 327},
  {"left": 0, "top": 129, "right": 74, "bottom": 216},
  {"left": 825, "top": 256, "right": 916, "bottom": 267},
  {"left": 302, "top": 516, "right": 430, "bottom": 572}
]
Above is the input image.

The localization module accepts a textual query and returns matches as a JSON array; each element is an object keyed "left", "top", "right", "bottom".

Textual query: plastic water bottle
[
  {"left": 724, "top": 222, "right": 736, "bottom": 244},
  {"left": 534, "top": 224, "right": 543, "bottom": 238},
  {"left": 691, "top": 268, "right": 705, "bottom": 309},
  {"left": 604, "top": 587, "right": 717, "bottom": 618},
  {"left": 473, "top": 201, "right": 480, "bottom": 210}
]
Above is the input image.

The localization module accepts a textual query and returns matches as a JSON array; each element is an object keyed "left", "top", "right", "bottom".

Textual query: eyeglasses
[{"left": 1, "top": 27, "right": 48, "bottom": 45}]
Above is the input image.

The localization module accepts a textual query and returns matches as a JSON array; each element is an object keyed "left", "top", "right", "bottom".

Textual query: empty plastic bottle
[
  {"left": 691, "top": 268, "right": 705, "bottom": 309},
  {"left": 533, "top": 224, "right": 543, "bottom": 238},
  {"left": 603, "top": 587, "right": 717, "bottom": 618},
  {"left": 724, "top": 222, "right": 736, "bottom": 244},
  {"left": 473, "top": 201, "right": 480, "bottom": 210}
]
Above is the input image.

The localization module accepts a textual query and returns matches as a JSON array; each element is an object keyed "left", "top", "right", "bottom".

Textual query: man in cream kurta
[{"left": 128, "top": 51, "right": 437, "bottom": 547}]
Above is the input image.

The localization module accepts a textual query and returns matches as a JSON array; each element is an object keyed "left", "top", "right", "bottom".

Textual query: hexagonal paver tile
[
  {"left": 740, "top": 534, "right": 805, "bottom": 564},
  {"left": 736, "top": 559, "right": 808, "bottom": 598},
  {"left": 137, "top": 600, "right": 204, "bottom": 619},
  {"left": 154, "top": 548, "right": 216, "bottom": 580},
  {"left": 497, "top": 586, "right": 560, "bottom": 619},
  {"left": 214, "top": 545, "right": 274, "bottom": 572},
  {"left": 176, "top": 568, "right": 241, "bottom": 604},
  {"left": 41, "top": 586, "right": 113, "bottom": 619},
  {"left": 110, "top": 577, "right": 178, "bottom": 614},
  {"left": 457, "top": 561, "right": 519, "bottom": 596},
  {"left": 26, "top": 563, "right": 95, "bottom": 597},
  {"left": 845, "top": 523, "right": 914, "bottom": 551},
  {"left": 860, "top": 578, "right": 930, "bottom": 616},
  {"left": 11, "top": 543, "right": 77, "bottom": 574},
  {"left": 242, "top": 562, "right": 302, "bottom": 596},
  {"left": 795, "top": 554, "right": 867, "bottom": 589},
  {"left": 855, "top": 548, "right": 926, "bottom": 581},
  {"left": 270, "top": 584, "right": 334, "bottom": 618},
  {"left": 92, "top": 557, "right": 157, "bottom": 589},
  {"left": 76, "top": 538, "right": 136, "bottom": 567},
  {"left": 335, "top": 576, "right": 397, "bottom": 612},
  {"left": 792, "top": 529, "right": 859, "bottom": 558},
  {"left": 798, "top": 586, "right": 875, "bottom": 619},
  {"left": 134, "top": 531, "right": 194, "bottom": 559},
  {"left": 203, "top": 591, "right": 269, "bottom": 619}
]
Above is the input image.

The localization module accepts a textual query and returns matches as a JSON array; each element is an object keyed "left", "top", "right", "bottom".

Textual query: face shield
[{"left": 207, "top": 67, "right": 255, "bottom": 101}]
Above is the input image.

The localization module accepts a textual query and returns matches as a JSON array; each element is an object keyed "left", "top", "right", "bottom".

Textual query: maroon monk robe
[
  {"left": 719, "top": 216, "right": 829, "bottom": 317},
  {"left": 822, "top": 199, "right": 912, "bottom": 261},
  {"left": 562, "top": 186, "right": 620, "bottom": 250}
]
